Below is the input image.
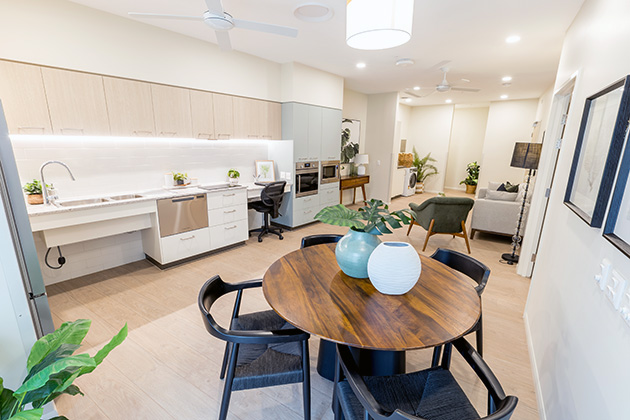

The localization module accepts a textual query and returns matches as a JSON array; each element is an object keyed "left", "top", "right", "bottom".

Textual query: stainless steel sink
[
  {"left": 108, "top": 194, "right": 144, "bottom": 201},
  {"left": 199, "top": 183, "right": 234, "bottom": 191},
  {"left": 55, "top": 197, "right": 111, "bottom": 207}
]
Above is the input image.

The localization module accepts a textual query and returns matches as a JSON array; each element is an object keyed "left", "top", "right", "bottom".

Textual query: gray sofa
[{"left": 470, "top": 181, "right": 532, "bottom": 239}]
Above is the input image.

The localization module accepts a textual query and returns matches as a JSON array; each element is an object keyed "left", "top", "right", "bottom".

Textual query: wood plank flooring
[{"left": 48, "top": 190, "right": 539, "bottom": 419}]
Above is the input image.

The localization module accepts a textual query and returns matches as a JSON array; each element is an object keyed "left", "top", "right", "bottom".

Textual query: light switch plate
[
  {"left": 619, "top": 290, "right": 630, "bottom": 328},
  {"left": 606, "top": 269, "right": 627, "bottom": 310},
  {"left": 596, "top": 258, "right": 612, "bottom": 291}
]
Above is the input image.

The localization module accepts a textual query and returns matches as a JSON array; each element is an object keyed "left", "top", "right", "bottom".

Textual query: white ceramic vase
[{"left": 367, "top": 242, "right": 421, "bottom": 295}]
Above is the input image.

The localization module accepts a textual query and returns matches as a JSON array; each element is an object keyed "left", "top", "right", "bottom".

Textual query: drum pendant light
[{"left": 346, "top": 0, "right": 414, "bottom": 50}]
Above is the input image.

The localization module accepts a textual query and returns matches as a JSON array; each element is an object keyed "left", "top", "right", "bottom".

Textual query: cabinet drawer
[
  {"left": 160, "top": 228, "right": 210, "bottom": 264},
  {"left": 210, "top": 220, "right": 248, "bottom": 250},
  {"left": 293, "top": 195, "right": 319, "bottom": 212},
  {"left": 293, "top": 205, "right": 320, "bottom": 227},
  {"left": 320, "top": 187, "right": 339, "bottom": 206},
  {"left": 208, "top": 204, "right": 247, "bottom": 227},
  {"left": 206, "top": 189, "right": 247, "bottom": 209}
]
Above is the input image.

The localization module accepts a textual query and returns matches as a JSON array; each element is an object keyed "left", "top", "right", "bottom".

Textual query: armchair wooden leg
[
  {"left": 422, "top": 219, "right": 435, "bottom": 252},
  {"left": 470, "top": 229, "right": 476, "bottom": 240},
  {"left": 406, "top": 217, "right": 415, "bottom": 236},
  {"left": 462, "top": 221, "right": 472, "bottom": 254}
]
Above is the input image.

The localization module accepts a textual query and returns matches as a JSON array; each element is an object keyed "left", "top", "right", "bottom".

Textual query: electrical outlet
[
  {"left": 619, "top": 289, "right": 630, "bottom": 328},
  {"left": 595, "top": 259, "right": 612, "bottom": 291},
  {"left": 605, "top": 269, "right": 627, "bottom": 310}
]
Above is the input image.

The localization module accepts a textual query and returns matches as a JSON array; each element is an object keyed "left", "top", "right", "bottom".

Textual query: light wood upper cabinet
[
  {"left": 103, "top": 77, "right": 155, "bottom": 137},
  {"left": 233, "top": 96, "right": 261, "bottom": 139},
  {"left": 0, "top": 61, "right": 52, "bottom": 135},
  {"left": 42, "top": 67, "right": 110, "bottom": 136},
  {"left": 151, "top": 84, "right": 192, "bottom": 138},
  {"left": 265, "top": 101, "right": 282, "bottom": 140},
  {"left": 190, "top": 90, "right": 216, "bottom": 139},
  {"left": 213, "top": 93, "right": 234, "bottom": 139}
]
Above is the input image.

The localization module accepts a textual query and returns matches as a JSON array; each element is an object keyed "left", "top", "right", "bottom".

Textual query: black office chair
[
  {"left": 333, "top": 338, "right": 518, "bottom": 420},
  {"left": 430, "top": 248, "right": 490, "bottom": 368},
  {"left": 198, "top": 275, "right": 311, "bottom": 420},
  {"left": 300, "top": 234, "right": 343, "bottom": 381},
  {"left": 249, "top": 180, "right": 286, "bottom": 242}
]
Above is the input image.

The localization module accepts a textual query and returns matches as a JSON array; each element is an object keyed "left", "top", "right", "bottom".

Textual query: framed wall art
[
  {"left": 564, "top": 75, "right": 630, "bottom": 227},
  {"left": 255, "top": 160, "right": 276, "bottom": 183},
  {"left": 603, "top": 126, "right": 630, "bottom": 257}
]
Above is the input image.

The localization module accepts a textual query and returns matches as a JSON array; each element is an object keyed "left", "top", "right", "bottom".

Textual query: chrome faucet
[{"left": 39, "top": 161, "right": 76, "bottom": 205}]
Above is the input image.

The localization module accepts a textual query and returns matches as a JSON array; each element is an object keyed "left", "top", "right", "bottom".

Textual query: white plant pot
[
  {"left": 367, "top": 242, "right": 421, "bottom": 295},
  {"left": 229, "top": 177, "right": 239, "bottom": 186}
]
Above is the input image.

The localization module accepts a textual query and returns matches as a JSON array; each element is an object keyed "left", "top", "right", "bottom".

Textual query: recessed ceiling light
[
  {"left": 500, "top": 94, "right": 509, "bottom": 99},
  {"left": 505, "top": 35, "right": 521, "bottom": 44},
  {"left": 502, "top": 76, "right": 513, "bottom": 82},
  {"left": 294, "top": 3, "right": 334, "bottom": 22},
  {"left": 395, "top": 58, "right": 415, "bottom": 67},
  {"left": 460, "top": 78, "right": 471, "bottom": 83},
  {"left": 445, "top": 99, "right": 452, "bottom": 104},
  {"left": 356, "top": 62, "right": 366, "bottom": 69},
  {"left": 413, "top": 86, "right": 420, "bottom": 91},
  {"left": 404, "top": 98, "right": 412, "bottom": 103}
]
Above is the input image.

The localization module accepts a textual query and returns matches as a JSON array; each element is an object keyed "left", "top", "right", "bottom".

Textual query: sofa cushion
[
  {"left": 504, "top": 181, "right": 520, "bottom": 193},
  {"left": 486, "top": 190, "right": 518, "bottom": 201},
  {"left": 487, "top": 181, "right": 502, "bottom": 191}
]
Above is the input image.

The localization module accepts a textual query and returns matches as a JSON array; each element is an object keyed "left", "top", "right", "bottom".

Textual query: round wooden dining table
[{"left": 262, "top": 243, "right": 481, "bottom": 378}]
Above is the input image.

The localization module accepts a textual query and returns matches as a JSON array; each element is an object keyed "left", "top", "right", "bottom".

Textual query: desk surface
[{"left": 263, "top": 243, "right": 480, "bottom": 351}]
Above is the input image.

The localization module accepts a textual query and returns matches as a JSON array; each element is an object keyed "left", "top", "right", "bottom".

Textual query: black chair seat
[{"left": 336, "top": 368, "right": 478, "bottom": 420}]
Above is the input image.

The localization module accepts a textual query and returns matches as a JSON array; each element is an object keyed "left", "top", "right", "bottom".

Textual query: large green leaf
[
  {"left": 26, "top": 344, "right": 80, "bottom": 382},
  {"left": 314, "top": 205, "right": 365, "bottom": 230},
  {"left": 27, "top": 320, "right": 91, "bottom": 372},
  {"left": 7, "top": 409, "right": 43, "bottom": 420},
  {"left": 1, "top": 378, "right": 18, "bottom": 420},
  {"left": 15, "top": 355, "right": 95, "bottom": 396},
  {"left": 93, "top": 324, "right": 128, "bottom": 366},
  {"left": 31, "top": 385, "right": 83, "bottom": 410}
]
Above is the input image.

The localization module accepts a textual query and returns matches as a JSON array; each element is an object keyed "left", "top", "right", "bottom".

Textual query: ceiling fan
[
  {"left": 410, "top": 67, "right": 481, "bottom": 98},
  {"left": 128, "top": 0, "right": 298, "bottom": 52}
]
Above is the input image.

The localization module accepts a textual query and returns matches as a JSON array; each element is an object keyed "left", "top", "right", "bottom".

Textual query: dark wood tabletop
[{"left": 262, "top": 243, "right": 481, "bottom": 351}]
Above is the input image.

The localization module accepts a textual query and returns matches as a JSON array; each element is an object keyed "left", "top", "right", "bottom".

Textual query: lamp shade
[
  {"left": 346, "top": 0, "right": 414, "bottom": 50},
  {"left": 354, "top": 154, "right": 369, "bottom": 165},
  {"left": 510, "top": 142, "right": 542, "bottom": 169}
]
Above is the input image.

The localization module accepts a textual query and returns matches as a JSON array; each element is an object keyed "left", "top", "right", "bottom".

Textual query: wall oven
[
  {"left": 295, "top": 161, "right": 319, "bottom": 198},
  {"left": 321, "top": 160, "right": 340, "bottom": 184}
]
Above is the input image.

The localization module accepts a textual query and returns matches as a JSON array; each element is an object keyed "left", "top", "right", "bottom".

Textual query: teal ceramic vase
[{"left": 335, "top": 228, "right": 381, "bottom": 278}]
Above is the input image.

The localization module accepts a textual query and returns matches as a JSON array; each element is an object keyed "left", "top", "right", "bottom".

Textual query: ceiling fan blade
[
  {"left": 128, "top": 12, "right": 203, "bottom": 21},
  {"left": 233, "top": 18, "right": 298, "bottom": 38},
  {"left": 205, "top": 0, "right": 224, "bottom": 15},
  {"left": 215, "top": 31, "right": 232, "bottom": 51},
  {"left": 451, "top": 87, "right": 481, "bottom": 92},
  {"left": 418, "top": 90, "right": 437, "bottom": 98}
]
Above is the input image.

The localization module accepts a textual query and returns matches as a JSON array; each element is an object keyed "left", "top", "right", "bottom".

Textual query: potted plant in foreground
[
  {"left": 0, "top": 319, "right": 127, "bottom": 420},
  {"left": 412, "top": 148, "right": 439, "bottom": 193},
  {"left": 314, "top": 199, "right": 412, "bottom": 278},
  {"left": 23, "top": 179, "right": 47, "bottom": 205},
  {"left": 460, "top": 161, "right": 480, "bottom": 194},
  {"left": 227, "top": 169, "right": 240, "bottom": 186}
]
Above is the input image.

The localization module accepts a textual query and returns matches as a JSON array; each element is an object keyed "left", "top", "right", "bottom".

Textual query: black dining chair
[
  {"left": 333, "top": 338, "right": 518, "bottom": 420},
  {"left": 248, "top": 180, "right": 286, "bottom": 242},
  {"left": 198, "top": 275, "right": 311, "bottom": 420},
  {"left": 300, "top": 234, "right": 343, "bottom": 380},
  {"left": 430, "top": 248, "right": 490, "bottom": 367}
]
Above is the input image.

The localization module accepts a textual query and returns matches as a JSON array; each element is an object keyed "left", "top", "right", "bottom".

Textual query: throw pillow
[
  {"left": 488, "top": 181, "right": 503, "bottom": 191},
  {"left": 497, "top": 183, "right": 507, "bottom": 191},
  {"left": 504, "top": 181, "right": 519, "bottom": 193},
  {"left": 486, "top": 190, "right": 518, "bottom": 201}
]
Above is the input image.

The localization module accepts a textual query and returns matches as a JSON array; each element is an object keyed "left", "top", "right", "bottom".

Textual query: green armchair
[{"left": 406, "top": 196, "right": 475, "bottom": 253}]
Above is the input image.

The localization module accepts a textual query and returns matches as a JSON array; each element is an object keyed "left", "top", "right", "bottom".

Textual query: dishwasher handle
[{"left": 172, "top": 196, "right": 195, "bottom": 203}]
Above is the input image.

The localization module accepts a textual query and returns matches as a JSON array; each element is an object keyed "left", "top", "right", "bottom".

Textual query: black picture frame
[
  {"left": 603, "top": 126, "right": 630, "bottom": 257},
  {"left": 564, "top": 76, "right": 630, "bottom": 227}
]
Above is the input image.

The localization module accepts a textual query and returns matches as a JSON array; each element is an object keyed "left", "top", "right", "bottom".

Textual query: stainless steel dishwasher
[{"left": 157, "top": 194, "right": 208, "bottom": 237}]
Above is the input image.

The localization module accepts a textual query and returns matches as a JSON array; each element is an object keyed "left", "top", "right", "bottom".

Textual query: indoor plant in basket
[
  {"left": 412, "top": 148, "right": 439, "bottom": 193},
  {"left": 227, "top": 169, "right": 240, "bottom": 186},
  {"left": 23, "top": 179, "right": 47, "bottom": 205},
  {"left": 460, "top": 161, "right": 480, "bottom": 194},
  {"left": 314, "top": 199, "right": 412, "bottom": 278},
  {"left": 0, "top": 319, "right": 127, "bottom": 420}
]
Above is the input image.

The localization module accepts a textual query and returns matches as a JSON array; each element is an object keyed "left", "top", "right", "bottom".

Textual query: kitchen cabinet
[
  {"left": 151, "top": 84, "right": 193, "bottom": 138},
  {"left": 282, "top": 102, "right": 309, "bottom": 160},
  {"left": 213, "top": 93, "right": 234, "bottom": 139},
  {"left": 0, "top": 61, "right": 52, "bottom": 134},
  {"left": 233, "top": 96, "right": 261, "bottom": 139},
  {"left": 160, "top": 228, "right": 211, "bottom": 265},
  {"left": 103, "top": 77, "right": 155, "bottom": 137},
  {"left": 307, "top": 106, "right": 322, "bottom": 161},
  {"left": 41, "top": 67, "right": 110, "bottom": 135},
  {"left": 206, "top": 188, "right": 248, "bottom": 250},
  {"left": 190, "top": 90, "right": 216, "bottom": 139},
  {"left": 267, "top": 102, "right": 282, "bottom": 139},
  {"left": 321, "top": 107, "right": 342, "bottom": 161}
]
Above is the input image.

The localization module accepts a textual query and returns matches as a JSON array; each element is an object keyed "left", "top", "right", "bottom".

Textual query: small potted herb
[
  {"left": 227, "top": 169, "right": 240, "bottom": 186},
  {"left": 460, "top": 161, "right": 480, "bottom": 194},
  {"left": 172, "top": 172, "right": 189, "bottom": 186},
  {"left": 23, "top": 179, "right": 47, "bottom": 205}
]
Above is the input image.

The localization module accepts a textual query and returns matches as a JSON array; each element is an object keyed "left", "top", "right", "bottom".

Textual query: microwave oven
[{"left": 321, "top": 160, "right": 340, "bottom": 184}]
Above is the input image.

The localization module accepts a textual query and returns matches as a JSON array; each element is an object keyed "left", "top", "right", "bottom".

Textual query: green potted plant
[
  {"left": 23, "top": 179, "right": 48, "bottom": 205},
  {"left": 172, "top": 172, "right": 188, "bottom": 186},
  {"left": 0, "top": 319, "right": 127, "bottom": 420},
  {"left": 314, "top": 199, "right": 412, "bottom": 278},
  {"left": 460, "top": 161, "right": 480, "bottom": 194},
  {"left": 227, "top": 169, "right": 240, "bottom": 186},
  {"left": 412, "top": 148, "right": 439, "bottom": 193}
]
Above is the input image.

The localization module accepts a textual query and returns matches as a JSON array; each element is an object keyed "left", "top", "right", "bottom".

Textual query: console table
[{"left": 340, "top": 175, "right": 369, "bottom": 205}]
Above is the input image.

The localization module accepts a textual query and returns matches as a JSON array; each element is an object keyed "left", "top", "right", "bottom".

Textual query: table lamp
[
  {"left": 354, "top": 154, "right": 369, "bottom": 176},
  {"left": 501, "top": 142, "right": 542, "bottom": 265}
]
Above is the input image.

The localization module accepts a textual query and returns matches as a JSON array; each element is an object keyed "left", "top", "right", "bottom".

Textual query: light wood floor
[{"left": 49, "top": 190, "right": 539, "bottom": 420}]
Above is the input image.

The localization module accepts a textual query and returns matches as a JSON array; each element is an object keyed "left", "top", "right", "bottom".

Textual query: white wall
[
  {"left": 444, "top": 106, "right": 489, "bottom": 190},
  {"left": 281, "top": 62, "right": 344, "bottom": 109},
  {"left": 477, "top": 99, "right": 540, "bottom": 189},
  {"left": 341, "top": 89, "right": 368, "bottom": 204},
  {"left": 407, "top": 105, "right": 455, "bottom": 193},
  {"left": 525, "top": 0, "right": 630, "bottom": 419}
]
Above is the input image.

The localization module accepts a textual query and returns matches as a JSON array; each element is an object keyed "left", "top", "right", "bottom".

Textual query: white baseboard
[
  {"left": 445, "top": 185, "right": 466, "bottom": 191},
  {"left": 523, "top": 312, "right": 547, "bottom": 420}
]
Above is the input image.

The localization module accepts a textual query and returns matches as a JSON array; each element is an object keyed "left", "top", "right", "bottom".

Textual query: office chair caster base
[{"left": 258, "top": 237, "right": 263, "bottom": 242}]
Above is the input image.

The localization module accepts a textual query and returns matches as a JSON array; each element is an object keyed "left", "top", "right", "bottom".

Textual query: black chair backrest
[
  {"left": 430, "top": 248, "right": 490, "bottom": 295},
  {"left": 261, "top": 181, "right": 287, "bottom": 218},
  {"left": 300, "top": 234, "right": 343, "bottom": 249}
]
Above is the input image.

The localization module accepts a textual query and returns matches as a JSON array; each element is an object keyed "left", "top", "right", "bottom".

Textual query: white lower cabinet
[
  {"left": 210, "top": 220, "right": 248, "bottom": 250},
  {"left": 209, "top": 204, "right": 248, "bottom": 226},
  {"left": 160, "top": 228, "right": 210, "bottom": 264},
  {"left": 320, "top": 186, "right": 339, "bottom": 207}
]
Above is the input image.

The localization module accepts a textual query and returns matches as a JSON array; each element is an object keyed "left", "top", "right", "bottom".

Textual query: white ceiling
[{"left": 68, "top": 0, "right": 585, "bottom": 106}]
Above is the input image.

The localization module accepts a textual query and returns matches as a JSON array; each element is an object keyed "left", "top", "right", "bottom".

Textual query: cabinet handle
[
  {"left": 247, "top": 135, "right": 259, "bottom": 139},
  {"left": 18, "top": 127, "right": 45, "bottom": 134},
  {"left": 223, "top": 193, "right": 235, "bottom": 197},
  {"left": 159, "top": 131, "right": 177, "bottom": 137},
  {"left": 133, "top": 130, "right": 154, "bottom": 136},
  {"left": 197, "top": 133, "right": 213, "bottom": 139},
  {"left": 180, "top": 235, "right": 196, "bottom": 241},
  {"left": 224, "top": 209, "right": 237, "bottom": 214},
  {"left": 60, "top": 128, "right": 84, "bottom": 135},
  {"left": 217, "top": 134, "right": 231, "bottom": 139},
  {"left": 225, "top": 225, "right": 238, "bottom": 230}
]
